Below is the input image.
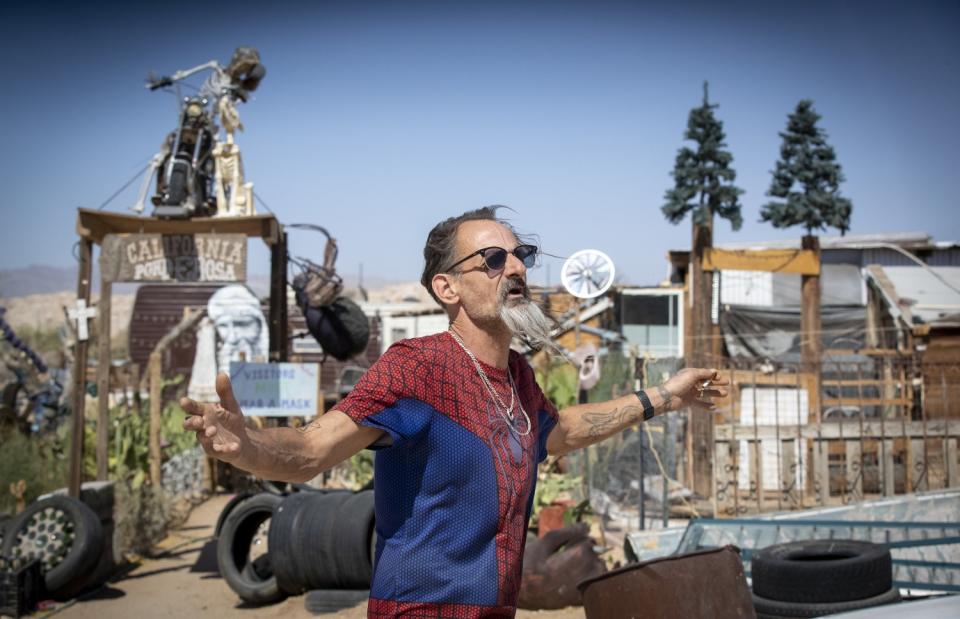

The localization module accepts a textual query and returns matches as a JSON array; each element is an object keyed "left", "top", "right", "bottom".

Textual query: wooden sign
[
  {"left": 228, "top": 362, "right": 321, "bottom": 417},
  {"left": 702, "top": 248, "right": 820, "bottom": 275},
  {"left": 100, "top": 233, "right": 247, "bottom": 283}
]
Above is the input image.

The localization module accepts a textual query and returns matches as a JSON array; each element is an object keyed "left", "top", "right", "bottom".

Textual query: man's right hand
[{"left": 181, "top": 373, "right": 249, "bottom": 464}]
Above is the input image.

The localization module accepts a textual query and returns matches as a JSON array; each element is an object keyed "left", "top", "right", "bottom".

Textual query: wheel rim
[{"left": 10, "top": 506, "right": 76, "bottom": 572}]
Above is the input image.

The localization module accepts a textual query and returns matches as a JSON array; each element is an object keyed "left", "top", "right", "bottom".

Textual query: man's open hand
[
  {"left": 181, "top": 373, "right": 249, "bottom": 463},
  {"left": 662, "top": 368, "right": 729, "bottom": 412}
]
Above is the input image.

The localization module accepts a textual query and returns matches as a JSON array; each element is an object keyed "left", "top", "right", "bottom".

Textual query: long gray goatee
[{"left": 499, "top": 278, "right": 560, "bottom": 354}]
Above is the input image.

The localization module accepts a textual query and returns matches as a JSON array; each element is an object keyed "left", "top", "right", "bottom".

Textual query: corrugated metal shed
[{"left": 128, "top": 284, "right": 223, "bottom": 375}]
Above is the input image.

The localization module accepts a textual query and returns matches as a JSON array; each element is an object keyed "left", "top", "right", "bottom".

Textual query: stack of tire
[
  {"left": 751, "top": 540, "right": 900, "bottom": 618},
  {"left": 216, "top": 488, "right": 375, "bottom": 611},
  {"left": 0, "top": 495, "right": 106, "bottom": 600}
]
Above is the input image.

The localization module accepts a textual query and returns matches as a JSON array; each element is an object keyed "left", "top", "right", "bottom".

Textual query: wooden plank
[
  {"left": 813, "top": 438, "right": 830, "bottom": 504},
  {"left": 845, "top": 441, "right": 863, "bottom": 502},
  {"left": 821, "top": 379, "right": 900, "bottom": 387},
  {"left": 715, "top": 420, "right": 960, "bottom": 441},
  {"left": 910, "top": 439, "right": 928, "bottom": 492},
  {"left": 701, "top": 248, "right": 819, "bottom": 275},
  {"left": 96, "top": 277, "right": 111, "bottom": 481},
  {"left": 946, "top": 438, "right": 958, "bottom": 489},
  {"left": 149, "top": 352, "right": 162, "bottom": 487},
  {"left": 882, "top": 439, "right": 895, "bottom": 496},
  {"left": 77, "top": 208, "right": 281, "bottom": 244},
  {"left": 823, "top": 348, "right": 908, "bottom": 358},
  {"left": 822, "top": 397, "right": 911, "bottom": 407}
]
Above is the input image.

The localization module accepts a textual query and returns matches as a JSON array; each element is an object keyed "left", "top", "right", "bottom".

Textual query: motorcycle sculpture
[{"left": 132, "top": 47, "right": 266, "bottom": 219}]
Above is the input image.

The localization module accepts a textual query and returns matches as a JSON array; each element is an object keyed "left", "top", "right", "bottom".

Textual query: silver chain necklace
[{"left": 448, "top": 329, "right": 531, "bottom": 437}]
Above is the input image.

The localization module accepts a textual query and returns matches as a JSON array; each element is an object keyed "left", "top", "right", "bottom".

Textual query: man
[{"left": 182, "top": 206, "right": 727, "bottom": 617}]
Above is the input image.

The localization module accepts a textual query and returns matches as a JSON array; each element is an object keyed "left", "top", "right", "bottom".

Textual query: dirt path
[{"left": 42, "top": 494, "right": 584, "bottom": 619}]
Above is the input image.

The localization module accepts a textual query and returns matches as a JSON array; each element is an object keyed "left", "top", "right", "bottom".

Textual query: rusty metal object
[
  {"left": 519, "top": 523, "right": 606, "bottom": 610},
  {"left": 578, "top": 545, "right": 755, "bottom": 619}
]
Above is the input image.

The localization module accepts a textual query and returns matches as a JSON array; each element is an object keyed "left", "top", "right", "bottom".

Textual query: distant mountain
[
  {"left": 0, "top": 264, "right": 398, "bottom": 299},
  {"left": 0, "top": 265, "right": 82, "bottom": 297}
]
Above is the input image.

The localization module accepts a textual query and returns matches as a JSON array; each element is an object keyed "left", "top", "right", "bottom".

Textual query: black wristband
[{"left": 635, "top": 390, "right": 655, "bottom": 422}]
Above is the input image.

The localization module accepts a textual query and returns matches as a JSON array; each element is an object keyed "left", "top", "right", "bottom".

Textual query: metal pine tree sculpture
[
  {"left": 761, "top": 100, "right": 852, "bottom": 235},
  {"left": 662, "top": 82, "right": 744, "bottom": 231},
  {"left": 661, "top": 82, "right": 742, "bottom": 498}
]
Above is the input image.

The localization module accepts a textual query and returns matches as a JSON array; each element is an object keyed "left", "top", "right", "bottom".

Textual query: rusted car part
[
  {"left": 518, "top": 522, "right": 606, "bottom": 610},
  {"left": 578, "top": 545, "right": 755, "bottom": 619}
]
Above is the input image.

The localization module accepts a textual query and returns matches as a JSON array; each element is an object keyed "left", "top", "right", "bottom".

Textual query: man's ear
[{"left": 432, "top": 273, "right": 459, "bottom": 306}]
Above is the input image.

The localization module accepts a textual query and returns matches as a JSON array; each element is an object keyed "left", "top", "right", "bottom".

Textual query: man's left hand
[{"left": 660, "top": 368, "right": 729, "bottom": 412}]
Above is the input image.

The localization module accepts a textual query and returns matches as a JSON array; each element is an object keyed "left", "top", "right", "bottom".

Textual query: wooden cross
[{"left": 68, "top": 298, "right": 97, "bottom": 341}]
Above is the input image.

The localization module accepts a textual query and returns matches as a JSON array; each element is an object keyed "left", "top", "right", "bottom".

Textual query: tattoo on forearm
[
  {"left": 298, "top": 418, "right": 325, "bottom": 435},
  {"left": 656, "top": 385, "right": 675, "bottom": 412},
  {"left": 582, "top": 404, "right": 645, "bottom": 438}
]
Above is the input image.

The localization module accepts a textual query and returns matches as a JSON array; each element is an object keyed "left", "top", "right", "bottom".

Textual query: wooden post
[
  {"left": 845, "top": 441, "right": 863, "bottom": 502},
  {"left": 947, "top": 439, "right": 959, "bottom": 488},
  {"left": 800, "top": 235, "right": 822, "bottom": 373},
  {"left": 688, "top": 219, "right": 714, "bottom": 498},
  {"left": 269, "top": 229, "right": 289, "bottom": 362},
  {"left": 96, "top": 275, "right": 112, "bottom": 481},
  {"left": 69, "top": 239, "right": 93, "bottom": 498},
  {"left": 149, "top": 351, "right": 162, "bottom": 488},
  {"left": 882, "top": 439, "right": 896, "bottom": 496}
]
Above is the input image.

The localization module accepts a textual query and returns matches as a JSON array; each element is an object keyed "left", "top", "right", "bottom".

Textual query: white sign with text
[{"left": 228, "top": 362, "right": 320, "bottom": 417}]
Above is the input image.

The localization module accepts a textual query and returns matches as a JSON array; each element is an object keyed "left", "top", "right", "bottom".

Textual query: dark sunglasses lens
[
  {"left": 517, "top": 245, "right": 538, "bottom": 267},
  {"left": 483, "top": 248, "right": 509, "bottom": 271}
]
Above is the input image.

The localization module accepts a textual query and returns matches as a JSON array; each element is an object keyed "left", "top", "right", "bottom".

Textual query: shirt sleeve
[{"left": 333, "top": 340, "right": 432, "bottom": 449}]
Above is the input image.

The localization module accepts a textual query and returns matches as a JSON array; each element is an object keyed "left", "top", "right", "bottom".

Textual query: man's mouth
[{"left": 504, "top": 278, "right": 527, "bottom": 301}]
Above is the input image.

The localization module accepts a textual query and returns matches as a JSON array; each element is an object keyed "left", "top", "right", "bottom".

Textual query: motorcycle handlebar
[{"left": 148, "top": 76, "right": 174, "bottom": 90}]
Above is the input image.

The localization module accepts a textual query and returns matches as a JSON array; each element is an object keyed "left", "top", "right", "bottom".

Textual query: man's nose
[{"left": 503, "top": 249, "right": 526, "bottom": 279}]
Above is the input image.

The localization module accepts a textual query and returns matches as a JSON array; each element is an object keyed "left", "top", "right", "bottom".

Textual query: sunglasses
[{"left": 447, "top": 244, "right": 539, "bottom": 274}]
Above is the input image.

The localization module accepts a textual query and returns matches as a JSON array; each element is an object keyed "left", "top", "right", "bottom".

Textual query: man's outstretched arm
[
  {"left": 181, "top": 373, "right": 383, "bottom": 483},
  {"left": 545, "top": 368, "right": 727, "bottom": 457}
]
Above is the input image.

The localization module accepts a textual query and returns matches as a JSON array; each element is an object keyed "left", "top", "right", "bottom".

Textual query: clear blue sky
[{"left": 2, "top": 0, "right": 958, "bottom": 287}]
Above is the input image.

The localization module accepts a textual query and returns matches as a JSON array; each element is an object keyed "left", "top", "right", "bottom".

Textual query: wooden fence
[{"left": 711, "top": 358, "right": 960, "bottom": 516}]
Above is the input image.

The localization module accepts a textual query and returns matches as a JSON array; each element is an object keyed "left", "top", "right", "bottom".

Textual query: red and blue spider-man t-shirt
[{"left": 335, "top": 331, "right": 558, "bottom": 618}]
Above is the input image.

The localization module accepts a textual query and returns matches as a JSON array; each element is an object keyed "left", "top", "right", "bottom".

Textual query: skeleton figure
[{"left": 211, "top": 97, "right": 255, "bottom": 217}]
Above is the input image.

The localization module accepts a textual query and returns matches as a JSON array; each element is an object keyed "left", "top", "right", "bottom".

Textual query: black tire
[
  {"left": 753, "top": 587, "right": 900, "bottom": 618},
  {"left": 1, "top": 496, "right": 104, "bottom": 594},
  {"left": 329, "top": 490, "right": 375, "bottom": 588},
  {"left": 304, "top": 589, "right": 370, "bottom": 614},
  {"left": 165, "top": 162, "right": 188, "bottom": 205},
  {"left": 269, "top": 491, "right": 314, "bottom": 595},
  {"left": 216, "top": 493, "right": 286, "bottom": 605},
  {"left": 298, "top": 491, "right": 353, "bottom": 590},
  {"left": 751, "top": 540, "right": 891, "bottom": 604},
  {"left": 215, "top": 492, "right": 254, "bottom": 538}
]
